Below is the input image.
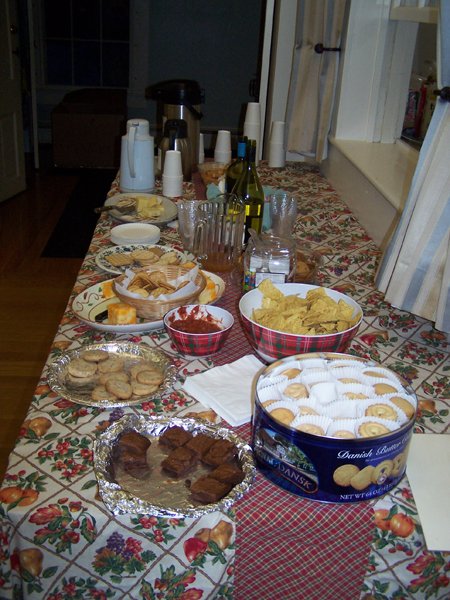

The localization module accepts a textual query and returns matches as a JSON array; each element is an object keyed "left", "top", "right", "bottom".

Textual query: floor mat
[{"left": 41, "top": 169, "right": 116, "bottom": 258}]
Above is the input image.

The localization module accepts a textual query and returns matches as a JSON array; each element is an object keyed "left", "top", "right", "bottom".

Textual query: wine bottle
[
  {"left": 225, "top": 136, "right": 247, "bottom": 193},
  {"left": 232, "top": 139, "right": 264, "bottom": 242}
]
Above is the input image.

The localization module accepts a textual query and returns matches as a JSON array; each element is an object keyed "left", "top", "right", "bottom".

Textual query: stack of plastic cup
[
  {"left": 214, "top": 130, "right": 232, "bottom": 164},
  {"left": 243, "top": 102, "right": 261, "bottom": 165},
  {"left": 268, "top": 121, "right": 286, "bottom": 168},
  {"left": 198, "top": 133, "right": 205, "bottom": 164},
  {"left": 162, "top": 150, "right": 183, "bottom": 197}
]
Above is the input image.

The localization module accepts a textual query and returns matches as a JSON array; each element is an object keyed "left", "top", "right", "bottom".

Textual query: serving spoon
[{"left": 94, "top": 197, "right": 136, "bottom": 215}]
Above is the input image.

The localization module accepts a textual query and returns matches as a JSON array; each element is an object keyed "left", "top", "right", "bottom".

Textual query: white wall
[{"left": 130, "top": 0, "right": 265, "bottom": 137}]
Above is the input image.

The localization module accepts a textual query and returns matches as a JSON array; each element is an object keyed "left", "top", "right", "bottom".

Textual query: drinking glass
[
  {"left": 268, "top": 193, "right": 298, "bottom": 237},
  {"left": 177, "top": 199, "right": 204, "bottom": 252}
]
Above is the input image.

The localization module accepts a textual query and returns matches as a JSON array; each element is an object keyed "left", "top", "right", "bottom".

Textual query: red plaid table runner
[
  {"left": 201, "top": 272, "right": 375, "bottom": 599},
  {"left": 233, "top": 426, "right": 374, "bottom": 600}
]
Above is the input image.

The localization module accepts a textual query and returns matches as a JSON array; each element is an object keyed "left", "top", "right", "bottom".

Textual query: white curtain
[
  {"left": 376, "top": 0, "right": 450, "bottom": 334},
  {"left": 285, "top": 0, "right": 347, "bottom": 162}
]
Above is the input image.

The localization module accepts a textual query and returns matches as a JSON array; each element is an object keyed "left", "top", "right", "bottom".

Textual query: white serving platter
[
  {"left": 72, "top": 272, "right": 226, "bottom": 333},
  {"left": 105, "top": 193, "right": 177, "bottom": 225},
  {"left": 95, "top": 243, "right": 194, "bottom": 275}
]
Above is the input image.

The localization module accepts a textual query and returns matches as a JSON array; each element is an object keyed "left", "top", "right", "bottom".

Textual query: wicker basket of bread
[{"left": 113, "top": 265, "right": 206, "bottom": 320}]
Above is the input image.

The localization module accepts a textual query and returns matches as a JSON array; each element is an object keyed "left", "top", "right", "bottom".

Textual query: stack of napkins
[{"left": 182, "top": 355, "right": 265, "bottom": 426}]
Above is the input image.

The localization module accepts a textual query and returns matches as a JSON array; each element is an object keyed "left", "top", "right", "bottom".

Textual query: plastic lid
[{"left": 146, "top": 79, "right": 203, "bottom": 105}]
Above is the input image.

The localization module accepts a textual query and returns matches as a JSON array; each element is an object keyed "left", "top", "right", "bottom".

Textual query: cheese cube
[{"left": 108, "top": 303, "right": 137, "bottom": 325}]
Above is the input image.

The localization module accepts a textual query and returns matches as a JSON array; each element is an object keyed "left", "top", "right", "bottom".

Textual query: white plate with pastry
[
  {"left": 95, "top": 244, "right": 195, "bottom": 276},
  {"left": 72, "top": 272, "right": 226, "bottom": 333},
  {"left": 47, "top": 342, "right": 177, "bottom": 408},
  {"left": 104, "top": 193, "right": 177, "bottom": 225}
]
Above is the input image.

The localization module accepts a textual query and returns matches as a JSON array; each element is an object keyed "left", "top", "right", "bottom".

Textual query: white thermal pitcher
[{"left": 120, "top": 118, "right": 155, "bottom": 192}]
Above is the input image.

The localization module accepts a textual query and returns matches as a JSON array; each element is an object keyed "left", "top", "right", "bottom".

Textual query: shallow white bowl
[{"left": 110, "top": 223, "right": 161, "bottom": 245}]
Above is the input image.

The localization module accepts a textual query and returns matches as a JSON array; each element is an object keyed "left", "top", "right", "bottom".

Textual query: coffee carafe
[
  {"left": 120, "top": 118, "right": 155, "bottom": 193},
  {"left": 159, "top": 119, "right": 192, "bottom": 181},
  {"left": 146, "top": 79, "right": 203, "bottom": 180}
]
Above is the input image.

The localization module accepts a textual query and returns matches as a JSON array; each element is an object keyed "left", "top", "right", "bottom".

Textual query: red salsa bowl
[{"left": 164, "top": 304, "right": 234, "bottom": 356}]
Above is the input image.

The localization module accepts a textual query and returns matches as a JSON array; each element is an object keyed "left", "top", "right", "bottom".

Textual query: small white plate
[
  {"left": 95, "top": 244, "right": 194, "bottom": 275},
  {"left": 72, "top": 272, "right": 226, "bottom": 333},
  {"left": 111, "top": 223, "right": 161, "bottom": 245},
  {"left": 105, "top": 193, "right": 178, "bottom": 225}
]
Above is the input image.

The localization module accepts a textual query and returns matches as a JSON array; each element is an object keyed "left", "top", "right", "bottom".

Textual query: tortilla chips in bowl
[{"left": 238, "top": 280, "right": 363, "bottom": 363}]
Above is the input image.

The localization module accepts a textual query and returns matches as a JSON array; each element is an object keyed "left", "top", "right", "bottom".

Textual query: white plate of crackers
[
  {"left": 95, "top": 244, "right": 195, "bottom": 276},
  {"left": 47, "top": 342, "right": 177, "bottom": 408},
  {"left": 71, "top": 272, "right": 226, "bottom": 333},
  {"left": 104, "top": 193, "right": 177, "bottom": 225}
]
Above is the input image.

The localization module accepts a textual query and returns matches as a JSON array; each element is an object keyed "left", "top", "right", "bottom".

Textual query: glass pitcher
[{"left": 193, "top": 193, "right": 245, "bottom": 272}]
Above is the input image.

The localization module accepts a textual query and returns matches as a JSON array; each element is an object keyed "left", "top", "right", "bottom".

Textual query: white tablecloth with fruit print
[{"left": 0, "top": 162, "right": 449, "bottom": 600}]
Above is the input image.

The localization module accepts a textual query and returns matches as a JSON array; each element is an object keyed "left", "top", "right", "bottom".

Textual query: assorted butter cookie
[
  {"left": 373, "top": 382, "right": 399, "bottom": 395},
  {"left": 295, "top": 423, "right": 325, "bottom": 436},
  {"left": 281, "top": 368, "right": 302, "bottom": 380},
  {"left": 66, "top": 372, "right": 98, "bottom": 388},
  {"left": 98, "top": 356, "right": 124, "bottom": 374},
  {"left": 98, "top": 371, "right": 129, "bottom": 385},
  {"left": 136, "top": 368, "right": 164, "bottom": 386},
  {"left": 105, "top": 379, "right": 133, "bottom": 400},
  {"left": 68, "top": 358, "right": 97, "bottom": 379},
  {"left": 390, "top": 396, "right": 415, "bottom": 419},
  {"left": 259, "top": 355, "right": 416, "bottom": 441},
  {"left": 332, "top": 430, "right": 356, "bottom": 439},
  {"left": 131, "top": 380, "right": 160, "bottom": 396},
  {"left": 283, "top": 383, "right": 309, "bottom": 399},
  {"left": 358, "top": 421, "right": 391, "bottom": 438},
  {"left": 270, "top": 407, "right": 295, "bottom": 427},
  {"left": 365, "top": 403, "right": 398, "bottom": 421},
  {"left": 91, "top": 385, "right": 117, "bottom": 403},
  {"left": 257, "top": 356, "right": 417, "bottom": 495},
  {"left": 64, "top": 349, "right": 167, "bottom": 404},
  {"left": 81, "top": 349, "right": 110, "bottom": 363}
]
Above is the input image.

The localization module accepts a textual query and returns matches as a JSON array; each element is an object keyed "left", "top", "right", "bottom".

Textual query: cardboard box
[{"left": 51, "top": 89, "right": 127, "bottom": 169}]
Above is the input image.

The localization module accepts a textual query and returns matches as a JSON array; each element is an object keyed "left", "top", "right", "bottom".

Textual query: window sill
[{"left": 328, "top": 138, "right": 418, "bottom": 212}]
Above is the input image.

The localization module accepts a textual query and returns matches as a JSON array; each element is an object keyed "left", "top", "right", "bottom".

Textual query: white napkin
[
  {"left": 182, "top": 355, "right": 265, "bottom": 426},
  {"left": 406, "top": 434, "right": 450, "bottom": 551}
]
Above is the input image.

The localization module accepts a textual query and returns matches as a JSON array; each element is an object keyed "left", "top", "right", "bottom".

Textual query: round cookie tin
[{"left": 251, "top": 353, "right": 417, "bottom": 503}]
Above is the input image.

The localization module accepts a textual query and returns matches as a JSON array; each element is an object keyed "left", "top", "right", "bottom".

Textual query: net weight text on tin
[{"left": 340, "top": 482, "right": 394, "bottom": 502}]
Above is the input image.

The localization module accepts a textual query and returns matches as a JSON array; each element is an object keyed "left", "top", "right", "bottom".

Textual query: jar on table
[{"left": 243, "top": 233, "right": 296, "bottom": 292}]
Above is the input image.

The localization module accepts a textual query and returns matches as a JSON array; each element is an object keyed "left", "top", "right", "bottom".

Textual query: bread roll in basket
[{"left": 113, "top": 265, "right": 206, "bottom": 320}]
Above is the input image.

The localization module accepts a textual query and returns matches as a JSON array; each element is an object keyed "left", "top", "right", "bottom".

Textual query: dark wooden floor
[{"left": 0, "top": 149, "right": 84, "bottom": 480}]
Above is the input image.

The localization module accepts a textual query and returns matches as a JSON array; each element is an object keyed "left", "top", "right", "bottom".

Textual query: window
[{"left": 42, "top": 0, "right": 130, "bottom": 88}]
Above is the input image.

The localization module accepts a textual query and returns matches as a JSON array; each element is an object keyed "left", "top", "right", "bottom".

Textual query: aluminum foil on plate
[
  {"left": 47, "top": 342, "right": 176, "bottom": 408},
  {"left": 94, "top": 414, "right": 256, "bottom": 518}
]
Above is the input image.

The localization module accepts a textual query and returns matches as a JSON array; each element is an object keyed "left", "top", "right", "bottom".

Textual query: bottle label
[
  {"left": 255, "top": 272, "right": 286, "bottom": 286},
  {"left": 245, "top": 204, "right": 263, "bottom": 216},
  {"left": 249, "top": 255, "right": 290, "bottom": 274},
  {"left": 243, "top": 261, "right": 288, "bottom": 292}
]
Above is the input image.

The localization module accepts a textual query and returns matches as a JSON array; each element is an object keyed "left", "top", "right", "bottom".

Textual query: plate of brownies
[{"left": 94, "top": 414, "right": 256, "bottom": 517}]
